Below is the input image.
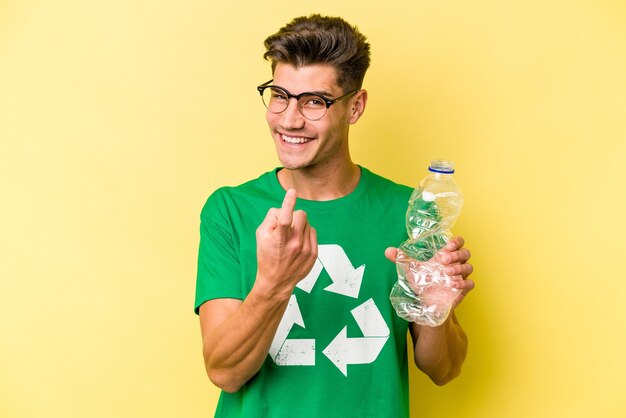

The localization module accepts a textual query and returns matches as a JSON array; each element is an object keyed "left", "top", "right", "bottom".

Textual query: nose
[{"left": 280, "top": 98, "right": 305, "bottom": 130}]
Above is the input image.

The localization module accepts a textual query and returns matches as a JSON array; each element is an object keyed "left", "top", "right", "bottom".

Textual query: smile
[{"left": 282, "top": 134, "right": 313, "bottom": 144}]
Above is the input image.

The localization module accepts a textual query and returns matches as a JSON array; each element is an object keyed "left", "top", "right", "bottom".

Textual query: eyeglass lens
[{"left": 261, "top": 87, "right": 328, "bottom": 120}]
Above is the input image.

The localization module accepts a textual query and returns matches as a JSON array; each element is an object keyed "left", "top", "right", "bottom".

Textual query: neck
[{"left": 277, "top": 162, "right": 361, "bottom": 201}]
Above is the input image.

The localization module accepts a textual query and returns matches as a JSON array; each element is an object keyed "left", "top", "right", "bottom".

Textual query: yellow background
[{"left": 2, "top": 0, "right": 625, "bottom": 417}]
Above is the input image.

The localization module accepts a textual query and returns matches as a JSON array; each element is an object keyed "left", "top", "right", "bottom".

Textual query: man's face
[{"left": 266, "top": 63, "right": 354, "bottom": 172}]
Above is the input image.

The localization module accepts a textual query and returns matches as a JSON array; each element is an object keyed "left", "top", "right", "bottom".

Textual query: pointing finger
[
  {"left": 275, "top": 189, "right": 297, "bottom": 243},
  {"left": 278, "top": 189, "right": 297, "bottom": 227}
]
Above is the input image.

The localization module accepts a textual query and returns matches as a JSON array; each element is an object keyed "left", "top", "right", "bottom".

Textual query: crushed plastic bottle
[{"left": 390, "top": 160, "right": 464, "bottom": 326}]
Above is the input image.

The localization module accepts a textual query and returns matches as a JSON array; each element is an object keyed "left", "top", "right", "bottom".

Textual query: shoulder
[{"left": 201, "top": 170, "right": 280, "bottom": 219}]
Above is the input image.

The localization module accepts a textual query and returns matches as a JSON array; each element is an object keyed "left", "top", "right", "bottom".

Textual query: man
[{"left": 195, "top": 14, "right": 474, "bottom": 417}]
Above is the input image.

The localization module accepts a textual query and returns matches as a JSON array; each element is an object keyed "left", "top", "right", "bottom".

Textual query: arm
[
  {"left": 199, "top": 190, "right": 317, "bottom": 393},
  {"left": 409, "top": 311, "right": 468, "bottom": 386},
  {"left": 386, "top": 236, "right": 474, "bottom": 385},
  {"left": 198, "top": 291, "right": 290, "bottom": 393}
]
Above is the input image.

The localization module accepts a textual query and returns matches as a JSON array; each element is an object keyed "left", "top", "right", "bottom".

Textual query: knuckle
[
  {"left": 256, "top": 230, "right": 269, "bottom": 242},
  {"left": 286, "top": 238, "right": 303, "bottom": 252},
  {"left": 292, "top": 210, "right": 308, "bottom": 225}
]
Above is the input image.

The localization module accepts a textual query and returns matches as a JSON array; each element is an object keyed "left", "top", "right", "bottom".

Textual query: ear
[{"left": 348, "top": 89, "right": 368, "bottom": 125}]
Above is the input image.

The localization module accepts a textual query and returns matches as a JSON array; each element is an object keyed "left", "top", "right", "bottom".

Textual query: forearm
[
  {"left": 202, "top": 281, "right": 292, "bottom": 393},
  {"left": 411, "top": 312, "right": 468, "bottom": 385}
]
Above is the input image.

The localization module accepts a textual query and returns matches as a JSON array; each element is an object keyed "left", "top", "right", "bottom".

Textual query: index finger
[
  {"left": 277, "top": 189, "right": 297, "bottom": 228},
  {"left": 433, "top": 236, "right": 465, "bottom": 263},
  {"left": 444, "top": 236, "right": 465, "bottom": 252}
]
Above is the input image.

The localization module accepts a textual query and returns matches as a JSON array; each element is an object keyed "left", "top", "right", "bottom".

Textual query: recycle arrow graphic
[
  {"left": 297, "top": 244, "right": 365, "bottom": 298},
  {"left": 269, "top": 244, "right": 389, "bottom": 375},
  {"left": 322, "top": 298, "right": 390, "bottom": 376},
  {"left": 269, "top": 294, "right": 315, "bottom": 366}
]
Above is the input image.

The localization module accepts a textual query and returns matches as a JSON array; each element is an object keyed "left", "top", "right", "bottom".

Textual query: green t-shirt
[{"left": 195, "top": 167, "right": 413, "bottom": 418}]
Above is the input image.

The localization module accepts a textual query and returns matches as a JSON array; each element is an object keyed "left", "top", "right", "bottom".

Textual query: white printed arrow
[
  {"left": 296, "top": 257, "right": 323, "bottom": 293},
  {"left": 297, "top": 244, "right": 365, "bottom": 298},
  {"left": 322, "top": 298, "right": 390, "bottom": 376},
  {"left": 269, "top": 294, "right": 315, "bottom": 366}
]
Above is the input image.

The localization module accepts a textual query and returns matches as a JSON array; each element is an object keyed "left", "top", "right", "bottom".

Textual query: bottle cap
[{"left": 428, "top": 160, "right": 455, "bottom": 174}]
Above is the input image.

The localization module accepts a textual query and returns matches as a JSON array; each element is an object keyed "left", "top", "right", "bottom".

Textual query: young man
[{"left": 195, "top": 15, "right": 474, "bottom": 417}]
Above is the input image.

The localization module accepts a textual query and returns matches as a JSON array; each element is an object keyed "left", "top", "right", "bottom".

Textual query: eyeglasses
[{"left": 257, "top": 80, "right": 359, "bottom": 121}]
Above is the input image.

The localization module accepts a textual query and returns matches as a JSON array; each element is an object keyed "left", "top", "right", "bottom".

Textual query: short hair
[{"left": 263, "top": 14, "right": 371, "bottom": 92}]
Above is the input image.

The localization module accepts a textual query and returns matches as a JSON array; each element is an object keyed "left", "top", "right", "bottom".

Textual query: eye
[
  {"left": 303, "top": 95, "right": 326, "bottom": 108},
  {"left": 270, "top": 88, "right": 288, "bottom": 102}
]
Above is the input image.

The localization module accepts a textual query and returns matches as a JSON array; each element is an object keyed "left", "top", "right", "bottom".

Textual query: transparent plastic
[{"left": 390, "top": 160, "right": 464, "bottom": 326}]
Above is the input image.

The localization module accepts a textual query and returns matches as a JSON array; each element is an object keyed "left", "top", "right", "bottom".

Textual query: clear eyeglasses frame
[{"left": 257, "top": 80, "right": 359, "bottom": 121}]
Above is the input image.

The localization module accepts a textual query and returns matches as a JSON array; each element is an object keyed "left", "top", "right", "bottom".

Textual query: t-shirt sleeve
[{"left": 194, "top": 189, "right": 243, "bottom": 314}]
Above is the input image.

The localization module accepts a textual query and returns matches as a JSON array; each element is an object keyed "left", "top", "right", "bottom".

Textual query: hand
[
  {"left": 385, "top": 236, "right": 474, "bottom": 309},
  {"left": 255, "top": 189, "right": 318, "bottom": 297}
]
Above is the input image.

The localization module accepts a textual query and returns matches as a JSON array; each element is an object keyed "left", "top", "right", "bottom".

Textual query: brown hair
[{"left": 263, "top": 14, "right": 371, "bottom": 92}]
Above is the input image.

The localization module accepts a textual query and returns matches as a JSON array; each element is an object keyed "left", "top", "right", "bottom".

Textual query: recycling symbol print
[{"left": 269, "top": 244, "right": 390, "bottom": 377}]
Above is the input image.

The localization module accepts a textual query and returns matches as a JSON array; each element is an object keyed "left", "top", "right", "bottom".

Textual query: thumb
[
  {"left": 257, "top": 208, "right": 279, "bottom": 235},
  {"left": 384, "top": 247, "right": 398, "bottom": 263}
]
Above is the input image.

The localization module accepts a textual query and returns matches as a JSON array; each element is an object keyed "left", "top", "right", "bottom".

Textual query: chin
[
  {"left": 276, "top": 152, "right": 313, "bottom": 171},
  {"left": 279, "top": 161, "right": 309, "bottom": 171}
]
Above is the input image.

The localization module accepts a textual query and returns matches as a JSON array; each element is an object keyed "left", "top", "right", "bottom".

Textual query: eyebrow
[
  {"left": 309, "top": 89, "right": 334, "bottom": 97},
  {"left": 274, "top": 84, "right": 335, "bottom": 98}
]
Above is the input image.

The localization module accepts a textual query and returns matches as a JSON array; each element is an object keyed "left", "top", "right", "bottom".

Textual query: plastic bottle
[{"left": 390, "top": 160, "right": 464, "bottom": 326}]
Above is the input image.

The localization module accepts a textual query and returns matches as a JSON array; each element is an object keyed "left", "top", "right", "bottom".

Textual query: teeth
[{"left": 282, "top": 134, "right": 311, "bottom": 144}]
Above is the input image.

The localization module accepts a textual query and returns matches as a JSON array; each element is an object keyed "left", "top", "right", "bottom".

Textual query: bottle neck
[{"left": 430, "top": 172, "right": 454, "bottom": 181}]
